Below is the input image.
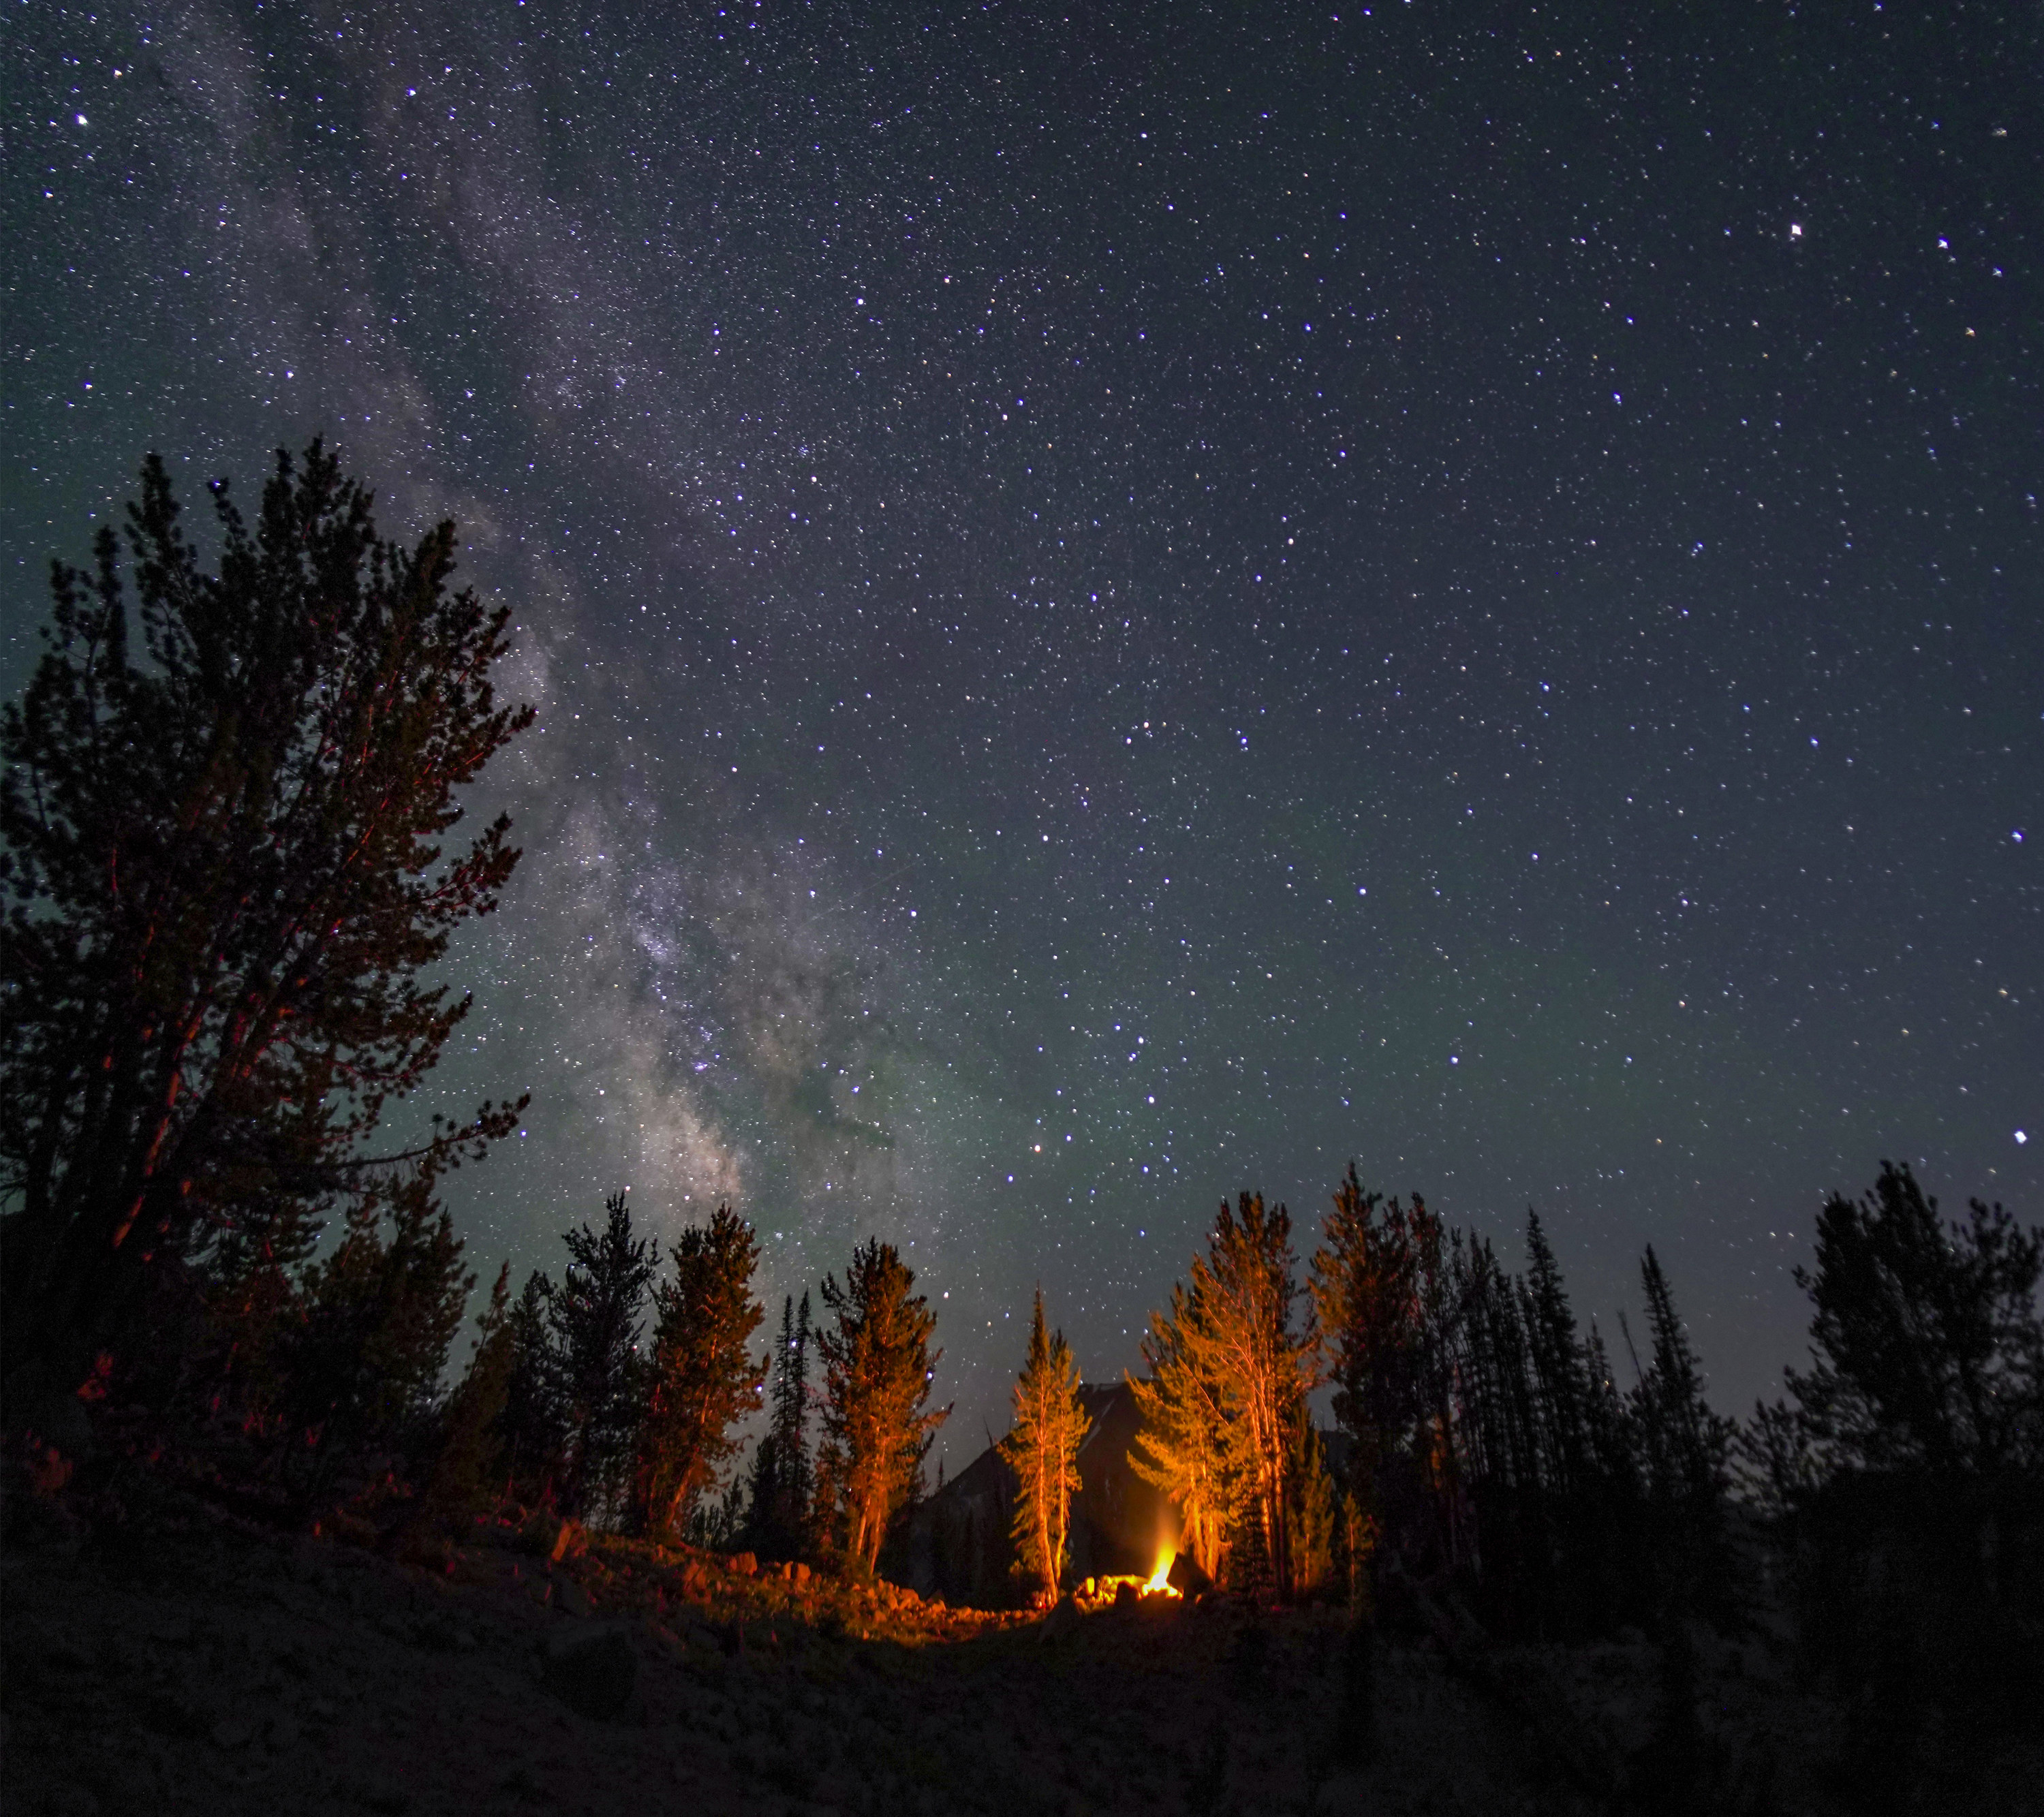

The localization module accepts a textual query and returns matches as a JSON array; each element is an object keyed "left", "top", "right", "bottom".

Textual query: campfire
[{"left": 1078, "top": 1544, "right": 1183, "bottom": 1606}]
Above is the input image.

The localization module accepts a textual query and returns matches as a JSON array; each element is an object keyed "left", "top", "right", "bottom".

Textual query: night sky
[{"left": 7, "top": 1, "right": 2039, "bottom": 1464}]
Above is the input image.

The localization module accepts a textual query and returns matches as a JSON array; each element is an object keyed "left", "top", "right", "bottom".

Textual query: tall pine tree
[
  {"left": 548, "top": 1192, "right": 655, "bottom": 1521},
  {"left": 815, "top": 1239, "right": 948, "bottom": 1572},
  {"left": 1629, "top": 1245, "right": 1733, "bottom": 1506},
  {"left": 0, "top": 444, "right": 530, "bottom": 1393},
  {"left": 746, "top": 1291, "right": 814, "bottom": 1558},
  {"left": 997, "top": 1289, "right": 1091, "bottom": 1603},
  {"left": 633, "top": 1205, "right": 764, "bottom": 1540},
  {"left": 1132, "top": 1193, "right": 1313, "bottom": 1594}
]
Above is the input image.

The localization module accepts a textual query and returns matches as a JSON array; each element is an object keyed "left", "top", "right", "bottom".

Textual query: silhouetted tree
[
  {"left": 421, "top": 1261, "right": 518, "bottom": 1520},
  {"left": 495, "top": 1269, "right": 563, "bottom": 1504},
  {"left": 633, "top": 1205, "right": 764, "bottom": 1540},
  {"left": 997, "top": 1288, "right": 1091, "bottom": 1602},
  {"left": 548, "top": 1192, "right": 655, "bottom": 1519},
  {"left": 274, "top": 1168, "right": 471, "bottom": 1495},
  {"left": 815, "top": 1238, "right": 948, "bottom": 1572},
  {"left": 760, "top": 1290, "right": 814, "bottom": 1555},
  {"left": 1627, "top": 1246, "right": 1733, "bottom": 1506},
  {"left": 1523, "top": 1211, "right": 1591, "bottom": 1494},
  {"left": 1782, "top": 1161, "right": 2043, "bottom": 1479},
  {"left": 1310, "top": 1170, "right": 1461, "bottom": 1577},
  {"left": 0, "top": 443, "right": 530, "bottom": 1395}
]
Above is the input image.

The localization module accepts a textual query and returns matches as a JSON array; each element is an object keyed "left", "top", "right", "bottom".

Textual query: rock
[
  {"left": 732, "top": 1551, "right": 758, "bottom": 1577},
  {"left": 1038, "top": 1595, "right": 1083, "bottom": 1643},
  {"left": 542, "top": 1620, "right": 638, "bottom": 1721},
  {"left": 554, "top": 1574, "right": 594, "bottom": 1617},
  {"left": 1167, "top": 1552, "right": 1214, "bottom": 1599}
]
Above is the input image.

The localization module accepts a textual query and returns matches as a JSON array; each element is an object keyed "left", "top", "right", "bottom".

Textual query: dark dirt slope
[{"left": 3, "top": 1491, "right": 1846, "bottom": 1817}]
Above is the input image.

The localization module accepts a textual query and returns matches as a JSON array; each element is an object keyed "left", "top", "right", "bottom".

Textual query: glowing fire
[{"left": 1143, "top": 1548, "right": 1181, "bottom": 1596}]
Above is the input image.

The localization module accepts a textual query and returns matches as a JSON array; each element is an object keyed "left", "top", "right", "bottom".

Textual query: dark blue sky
[{"left": 6, "top": 0, "right": 2038, "bottom": 1463}]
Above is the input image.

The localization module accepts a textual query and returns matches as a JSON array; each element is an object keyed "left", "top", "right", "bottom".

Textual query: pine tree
[
  {"left": 633, "top": 1205, "right": 765, "bottom": 1540},
  {"left": 815, "top": 1238, "right": 949, "bottom": 1572},
  {"left": 1581, "top": 1317, "right": 1638, "bottom": 1491},
  {"left": 422, "top": 1261, "right": 518, "bottom": 1519},
  {"left": 1132, "top": 1193, "right": 1312, "bottom": 1594},
  {"left": 1127, "top": 1275, "right": 1236, "bottom": 1581},
  {"left": 1522, "top": 1211, "right": 1590, "bottom": 1494},
  {"left": 275, "top": 1167, "right": 472, "bottom": 1495},
  {"left": 1310, "top": 1170, "right": 1455, "bottom": 1560},
  {"left": 0, "top": 444, "right": 530, "bottom": 1392},
  {"left": 1285, "top": 1412, "right": 1339, "bottom": 1597},
  {"left": 1784, "top": 1162, "right": 2044, "bottom": 1478},
  {"left": 548, "top": 1192, "right": 655, "bottom": 1521},
  {"left": 496, "top": 1269, "right": 563, "bottom": 1505},
  {"left": 997, "top": 1289, "right": 1091, "bottom": 1603},
  {"left": 747, "top": 1290, "right": 814, "bottom": 1557},
  {"left": 1629, "top": 1246, "right": 1733, "bottom": 1505}
]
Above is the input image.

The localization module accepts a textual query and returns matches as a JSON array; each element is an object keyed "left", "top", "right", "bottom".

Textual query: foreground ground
[{"left": 0, "top": 1481, "right": 1953, "bottom": 1816}]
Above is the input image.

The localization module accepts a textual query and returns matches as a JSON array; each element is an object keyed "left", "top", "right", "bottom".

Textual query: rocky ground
[{"left": 0, "top": 1477, "right": 1921, "bottom": 1816}]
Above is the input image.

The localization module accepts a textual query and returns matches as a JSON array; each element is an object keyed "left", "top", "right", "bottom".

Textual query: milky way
[{"left": 6, "top": 2, "right": 2038, "bottom": 1460}]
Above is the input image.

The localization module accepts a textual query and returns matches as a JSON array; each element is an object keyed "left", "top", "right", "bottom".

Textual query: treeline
[
  {"left": 472, "top": 1196, "right": 945, "bottom": 1568},
  {"left": 1110, "top": 1177, "right": 1733, "bottom": 1634}
]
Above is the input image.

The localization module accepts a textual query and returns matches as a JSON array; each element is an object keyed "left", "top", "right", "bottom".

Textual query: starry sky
[{"left": 6, "top": 1, "right": 2039, "bottom": 1464}]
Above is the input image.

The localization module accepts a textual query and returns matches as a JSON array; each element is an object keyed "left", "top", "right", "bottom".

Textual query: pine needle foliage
[
  {"left": 633, "top": 1205, "right": 765, "bottom": 1540},
  {"left": 1782, "top": 1160, "right": 2044, "bottom": 1479},
  {"left": 0, "top": 444, "right": 531, "bottom": 1391},
  {"left": 815, "top": 1238, "right": 948, "bottom": 1572},
  {"left": 997, "top": 1289, "right": 1091, "bottom": 1602},
  {"left": 548, "top": 1192, "right": 655, "bottom": 1520},
  {"left": 1131, "top": 1192, "right": 1313, "bottom": 1594},
  {"left": 745, "top": 1290, "right": 815, "bottom": 1559}
]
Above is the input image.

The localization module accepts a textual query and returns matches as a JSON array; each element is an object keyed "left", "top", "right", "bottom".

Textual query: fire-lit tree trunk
[{"left": 998, "top": 1289, "right": 1091, "bottom": 1602}]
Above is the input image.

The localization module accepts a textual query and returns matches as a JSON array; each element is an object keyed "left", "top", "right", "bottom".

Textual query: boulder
[
  {"left": 541, "top": 1621, "right": 638, "bottom": 1721},
  {"left": 1166, "top": 1551, "right": 1214, "bottom": 1599},
  {"left": 1038, "top": 1595, "right": 1083, "bottom": 1643}
]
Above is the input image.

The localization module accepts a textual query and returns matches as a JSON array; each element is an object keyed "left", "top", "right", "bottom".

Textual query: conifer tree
[
  {"left": 275, "top": 1166, "right": 472, "bottom": 1494},
  {"left": 496, "top": 1269, "right": 563, "bottom": 1505},
  {"left": 1782, "top": 1161, "right": 2043, "bottom": 1478},
  {"left": 548, "top": 1192, "right": 655, "bottom": 1519},
  {"left": 747, "top": 1290, "right": 814, "bottom": 1557},
  {"left": 1285, "top": 1412, "right": 1340, "bottom": 1596},
  {"left": 0, "top": 444, "right": 530, "bottom": 1391},
  {"left": 1629, "top": 1245, "right": 1733, "bottom": 1505},
  {"left": 1127, "top": 1275, "right": 1235, "bottom": 1581},
  {"left": 997, "top": 1289, "right": 1091, "bottom": 1603},
  {"left": 1310, "top": 1169, "right": 1450, "bottom": 1542},
  {"left": 815, "top": 1238, "right": 948, "bottom": 1572},
  {"left": 422, "top": 1261, "right": 518, "bottom": 1519},
  {"left": 1132, "top": 1193, "right": 1312, "bottom": 1593},
  {"left": 633, "top": 1205, "right": 765, "bottom": 1540},
  {"left": 1522, "top": 1211, "right": 1590, "bottom": 1493}
]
